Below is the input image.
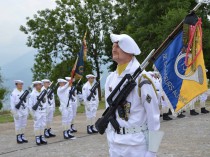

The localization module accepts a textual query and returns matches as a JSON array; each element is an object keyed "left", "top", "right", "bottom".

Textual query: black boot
[
  {"left": 21, "top": 134, "right": 28, "bottom": 143},
  {"left": 71, "top": 124, "right": 77, "bottom": 133},
  {"left": 44, "top": 129, "right": 50, "bottom": 138},
  {"left": 63, "top": 130, "right": 69, "bottom": 139},
  {"left": 163, "top": 113, "right": 173, "bottom": 121},
  {"left": 190, "top": 109, "right": 199, "bottom": 116},
  {"left": 90, "top": 125, "right": 98, "bottom": 133},
  {"left": 87, "top": 125, "right": 93, "bottom": 134},
  {"left": 177, "top": 112, "right": 185, "bottom": 118},
  {"left": 67, "top": 130, "right": 76, "bottom": 139},
  {"left": 35, "top": 136, "right": 41, "bottom": 145},
  {"left": 17, "top": 134, "right": 23, "bottom": 144},
  {"left": 201, "top": 107, "right": 209, "bottom": 114},
  {"left": 48, "top": 128, "right": 56, "bottom": 137},
  {"left": 40, "top": 135, "right": 47, "bottom": 145},
  {"left": 168, "top": 109, "right": 172, "bottom": 115}
]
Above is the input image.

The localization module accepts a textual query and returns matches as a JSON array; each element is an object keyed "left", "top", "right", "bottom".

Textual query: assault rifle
[
  {"left": 87, "top": 77, "right": 102, "bottom": 101},
  {"left": 67, "top": 78, "right": 82, "bottom": 107},
  {"left": 32, "top": 83, "right": 53, "bottom": 111},
  {"left": 15, "top": 90, "right": 30, "bottom": 109},
  {"left": 47, "top": 82, "right": 58, "bottom": 100}
]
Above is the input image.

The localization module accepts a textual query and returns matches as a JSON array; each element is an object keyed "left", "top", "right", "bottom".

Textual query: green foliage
[{"left": 0, "top": 68, "right": 7, "bottom": 110}]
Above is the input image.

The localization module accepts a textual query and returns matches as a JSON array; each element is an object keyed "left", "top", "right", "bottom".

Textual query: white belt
[{"left": 118, "top": 123, "right": 148, "bottom": 135}]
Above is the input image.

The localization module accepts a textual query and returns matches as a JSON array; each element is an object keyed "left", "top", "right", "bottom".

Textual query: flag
[
  {"left": 69, "top": 32, "right": 87, "bottom": 84},
  {"left": 154, "top": 13, "right": 208, "bottom": 113}
]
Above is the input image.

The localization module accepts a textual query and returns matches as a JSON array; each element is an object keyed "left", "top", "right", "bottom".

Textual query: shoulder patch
[
  {"left": 138, "top": 80, "right": 151, "bottom": 88},
  {"left": 146, "top": 94, "right": 152, "bottom": 103}
]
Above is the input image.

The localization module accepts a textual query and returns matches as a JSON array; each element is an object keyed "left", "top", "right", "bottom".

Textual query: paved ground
[{"left": 0, "top": 105, "right": 210, "bottom": 157}]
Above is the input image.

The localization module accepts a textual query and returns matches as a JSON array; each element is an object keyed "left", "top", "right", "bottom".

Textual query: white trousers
[
  {"left": 109, "top": 142, "right": 147, "bottom": 157},
  {"left": 61, "top": 107, "right": 73, "bottom": 126},
  {"left": 14, "top": 115, "right": 28, "bottom": 133},
  {"left": 71, "top": 102, "right": 77, "bottom": 120},
  {"left": 34, "top": 112, "right": 46, "bottom": 131},
  {"left": 46, "top": 107, "right": 54, "bottom": 126},
  {"left": 85, "top": 102, "right": 98, "bottom": 119}
]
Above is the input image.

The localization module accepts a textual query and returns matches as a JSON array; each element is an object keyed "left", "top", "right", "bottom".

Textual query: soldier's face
[
  {"left": 112, "top": 42, "right": 132, "bottom": 63},
  {"left": 35, "top": 83, "right": 42, "bottom": 90},
  {"left": 16, "top": 83, "right": 23, "bottom": 90},
  {"left": 59, "top": 82, "right": 66, "bottom": 87},
  {"left": 44, "top": 82, "right": 50, "bottom": 88},
  {"left": 88, "top": 77, "right": 94, "bottom": 83}
]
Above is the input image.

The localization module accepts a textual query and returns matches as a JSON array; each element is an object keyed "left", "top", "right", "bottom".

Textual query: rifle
[
  {"left": 86, "top": 77, "right": 102, "bottom": 101},
  {"left": 95, "top": 2, "right": 205, "bottom": 135},
  {"left": 95, "top": 49, "right": 155, "bottom": 134},
  {"left": 32, "top": 83, "right": 53, "bottom": 111},
  {"left": 67, "top": 78, "right": 82, "bottom": 107},
  {"left": 47, "top": 82, "right": 58, "bottom": 100},
  {"left": 15, "top": 90, "right": 30, "bottom": 109}
]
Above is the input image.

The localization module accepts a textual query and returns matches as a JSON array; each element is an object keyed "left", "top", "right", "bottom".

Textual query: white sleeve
[
  {"left": 82, "top": 84, "right": 88, "bottom": 102},
  {"left": 58, "top": 82, "right": 69, "bottom": 93},
  {"left": 28, "top": 93, "right": 35, "bottom": 110},
  {"left": 141, "top": 78, "right": 160, "bottom": 131},
  {"left": 10, "top": 93, "right": 16, "bottom": 111}
]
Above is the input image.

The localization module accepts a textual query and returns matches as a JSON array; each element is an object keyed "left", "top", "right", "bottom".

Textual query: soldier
[
  {"left": 29, "top": 81, "right": 48, "bottom": 145},
  {"left": 105, "top": 34, "right": 162, "bottom": 157},
  {"left": 41, "top": 79, "right": 56, "bottom": 138},
  {"left": 10, "top": 80, "right": 29, "bottom": 144},
  {"left": 65, "top": 77, "right": 78, "bottom": 133},
  {"left": 190, "top": 69, "right": 209, "bottom": 115},
  {"left": 57, "top": 79, "right": 76, "bottom": 139},
  {"left": 82, "top": 74, "right": 99, "bottom": 134}
]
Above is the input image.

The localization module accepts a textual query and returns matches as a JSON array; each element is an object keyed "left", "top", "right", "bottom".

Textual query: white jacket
[
  {"left": 57, "top": 82, "right": 71, "bottom": 108},
  {"left": 28, "top": 89, "right": 47, "bottom": 113},
  {"left": 41, "top": 86, "right": 55, "bottom": 109},
  {"left": 82, "top": 81, "right": 99, "bottom": 104},
  {"left": 105, "top": 57, "right": 160, "bottom": 145},
  {"left": 10, "top": 88, "right": 28, "bottom": 116}
]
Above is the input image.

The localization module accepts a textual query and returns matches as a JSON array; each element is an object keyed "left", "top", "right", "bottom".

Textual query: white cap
[
  {"left": 65, "top": 77, "right": 75, "bottom": 82},
  {"left": 14, "top": 80, "right": 24, "bottom": 84},
  {"left": 110, "top": 34, "right": 141, "bottom": 55},
  {"left": 57, "top": 78, "right": 68, "bottom": 83},
  {"left": 32, "top": 81, "right": 42, "bottom": 85},
  {"left": 86, "top": 74, "right": 96, "bottom": 79},
  {"left": 206, "top": 69, "right": 208, "bottom": 73},
  {"left": 41, "top": 79, "right": 51, "bottom": 83}
]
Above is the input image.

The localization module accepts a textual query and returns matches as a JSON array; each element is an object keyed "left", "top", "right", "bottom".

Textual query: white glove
[
  {"left": 11, "top": 110, "right": 19, "bottom": 120},
  {"left": 145, "top": 151, "right": 156, "bottom": 157}
]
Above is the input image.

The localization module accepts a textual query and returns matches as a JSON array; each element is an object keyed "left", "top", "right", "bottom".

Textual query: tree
[
  {"left": 20, "top": 0, "right": 114, "bottom": 100},
  {"left": 109, "top": 0, "right": 210, "bottom": 77},
  {"left": 0, "top": 68, "right": 7, "bottom": 110}
]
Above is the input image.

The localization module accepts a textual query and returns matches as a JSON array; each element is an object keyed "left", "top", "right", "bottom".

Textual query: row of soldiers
[
  {"left": 148, "top": 68, "right": 209, "bottom": 121},
  {"left": 10, "top": 74, "right": 99, "bottom": 145}
]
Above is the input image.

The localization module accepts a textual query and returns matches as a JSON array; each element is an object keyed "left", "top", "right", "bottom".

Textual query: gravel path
[{"left": 0, "top": 105, "right": 209, "bottom": 157}]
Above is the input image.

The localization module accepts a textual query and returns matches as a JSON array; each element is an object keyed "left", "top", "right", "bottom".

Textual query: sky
[{"left": 0, "top": 0, "right": 56, "bottom": 66}]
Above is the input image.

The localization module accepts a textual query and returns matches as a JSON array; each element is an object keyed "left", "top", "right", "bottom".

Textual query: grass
[{"left": 0, "top": 100, "right": 106, "bottom": 124}]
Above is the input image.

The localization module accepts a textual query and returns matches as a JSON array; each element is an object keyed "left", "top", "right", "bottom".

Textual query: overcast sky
[{"left": 0, "top": 0, "right": 56, "bottom": 67}]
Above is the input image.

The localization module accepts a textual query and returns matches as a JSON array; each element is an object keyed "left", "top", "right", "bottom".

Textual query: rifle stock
[{"left": 15, "top": 90, "right": 29, "bottom": 109}]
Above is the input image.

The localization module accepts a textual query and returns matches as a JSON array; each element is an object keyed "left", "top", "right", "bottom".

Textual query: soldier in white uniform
[
  {"left": 41, "top": 79, "right": 56, "bottom": 138},
  {"left": 57, "top": 79, "right": 76, "bottom": 139},
  {"left": 28, "top": 81, "right": 48, "bottom": 145},
  {"left": 10, "top": 80, "right": 29, "bottom": 144},
  {"left": 149, "top": 71, "right": 172, "bottom": 121},
  {"left": 190, "top": 69, "right": 209, "bottom": 115},
  {"left": 65, "top": 77, "right": 78, "bottom": 132},
  {"left": 82, "top": 74, "right": 99, "bottom": 134},
  {"left": 105, "top": 34, "right": 162, "bottom": 157}
]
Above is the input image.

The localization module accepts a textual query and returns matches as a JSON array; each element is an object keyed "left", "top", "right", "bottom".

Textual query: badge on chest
[{"left": 118, "top": 101, "right": 131, "bottom": 121}]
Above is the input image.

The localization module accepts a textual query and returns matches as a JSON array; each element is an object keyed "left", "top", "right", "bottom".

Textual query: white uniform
[
  {"left": 10, "top": 88, "right": 28, "bottom": 135},
  {"left": 82, "top": 82, "right": 99, "bottom": 119},
  {"left": 105, "top": 57, "right": 160, "bottom": 157},
  {"left": 28, "top": 89, "right": 47, "bottom": 135},
  {"left": 57, "top": 82, "right": 73, "bottom": 130},
  {"left": 69, "top": 87, "right": 78, "bottom": 121},
  {"left": 41, "top": 86, "right": 55, "bottom": 127}
]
